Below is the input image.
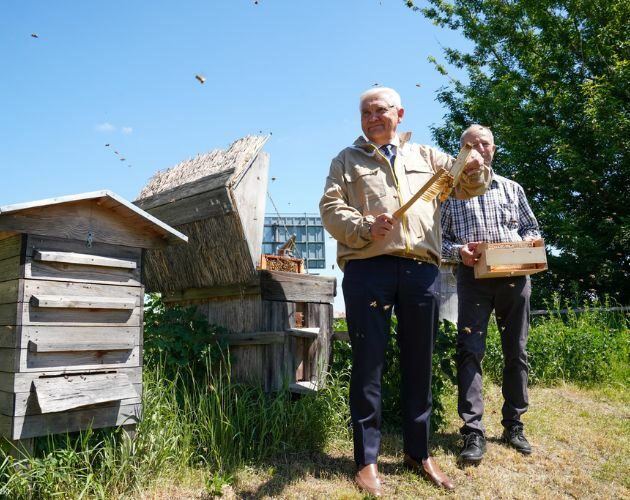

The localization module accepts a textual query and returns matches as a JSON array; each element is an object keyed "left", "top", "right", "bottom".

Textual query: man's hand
[
  {"left": 460, "top": 242, "right": 481, "bottom": 267},
  {"left": 370, "top": 213, "right": 396, "bottom": 240},
  {"left": 463, "top": 149, "right": 484, "bottom": 177}
]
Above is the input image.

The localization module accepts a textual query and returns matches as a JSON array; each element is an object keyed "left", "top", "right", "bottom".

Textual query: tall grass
[{"left": 0, "top": 350, "right": 350, "bottom": 498}]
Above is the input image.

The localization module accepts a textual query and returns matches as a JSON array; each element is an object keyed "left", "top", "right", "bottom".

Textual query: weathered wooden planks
[
  {"left": 260, "top": 271, "right": 336, "bottom": 304},
  {"left": 0, "top": 345, "right": 141, "bottom": 372},
  {"left": 30, "top": 295, "right": 136, "bottom": 310},
  {"left": 33, "top": 372, "right": 139, "bottom": 413},
  {"left": 0, "top": 256, "right": 21, "bottom": 282},
  {"left": 0, "top": 235, "right": 23, "bottom": 261},
  {"left": 0, "top": 386, "right": 142, "bottom": 417},
  {"left": 33, "top": 250, "right": 137, "bottom": 269},
  {"left": 0, "top": 401, "right": 142, "bottom": 440},
  {"left": 0, "top": 366, "right": 142, "bottom": 393},
  {"left": 0, "top": 280, "right": 20, "bottom": 305}
]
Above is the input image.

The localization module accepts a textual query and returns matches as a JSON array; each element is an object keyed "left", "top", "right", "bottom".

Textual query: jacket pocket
[
  {"left": 344, "top": 165, "right": 387, "bottom": 214},
  {"left": 404, "top": 162, "right": 434, "bottom": 196}
]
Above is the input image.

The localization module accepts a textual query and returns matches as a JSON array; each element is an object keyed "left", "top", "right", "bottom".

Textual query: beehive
[
  {"left": 474, "top": 239, "right": 547, "bottom": 279},
  {"left": 135, "top": 136, "right": 336, "bottom": 392},
  {"left": 0, "top": 191, "right": 186, "bottom": 441}
]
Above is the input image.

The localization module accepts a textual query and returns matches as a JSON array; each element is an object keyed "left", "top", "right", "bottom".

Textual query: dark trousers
[
  {"left": 342, "top": 255, "right": 439, "bottom": 466},
  {"left": 456, "top": 264, "right": 530, "bottom": 435}
]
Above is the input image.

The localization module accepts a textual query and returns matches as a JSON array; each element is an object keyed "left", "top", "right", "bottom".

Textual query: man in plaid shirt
[{"left": 441, "top": 124, "right": 542, "bottom": 463}]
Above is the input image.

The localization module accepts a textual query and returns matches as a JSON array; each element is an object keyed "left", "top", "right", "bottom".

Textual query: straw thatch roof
[
  {"left": 138, "top": 135, "right": 268, "bottom": 199},
  {"left": 133, "top": 135, "right": 271, "bottom": 293}
]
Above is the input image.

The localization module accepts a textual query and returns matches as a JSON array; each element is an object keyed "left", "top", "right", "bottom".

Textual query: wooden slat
[
  {"left": 139, "top": 186, "right": 233, "bottom": 227},
  {"left": 20, "top": 325, "right": 137, "bottom": 351},
  {"left": 0, "top": 325, "right": 18, "bottom": 349},
  {"left": 19, "top": 302, "right": 141, "bottom": 327},
  {"left": 163, "top": 279, "right": 260, "bottom": 305},
  {"left": 34, "top": 250, "right": 137, "bottom": 269},
  {"left": 0, "top": 345, "right": 141, "bottom": 373},
  {"left": 0, "top": 303, "right": 18, "bottom": 326},
  {"left": 26, "top": 260, "right": 141, "bottom": 286},
  {"left": 33, "top": 372, "right": 138, "bottom": 413},
  {"left": 1, "top": 384, "right": 141, "bottom": 417},
  {"left": 0, "top": 366, "right": 142, "bottom": 393},
  {"left": 483, "top": 246, "right": 547, "bottom": 266},
  {"left": 5, "top": 401, "right": 142, "bottom": 440},
  {"left": 30, "top": 295, "right": 136, "bottom": 310},
  {"left": 0, "top": 280, "right": 20, "bottom": 305},
  {"left": 260, "top": 271, "right": 336, "bottom": 304},
  {"left": 28, "top": 340, "right": 134, "bottom": 353},
  {"left": 0, "top": 256, "right": 21, "bottom": 282},
  {"left": 134, "top": 170, "right": 234, "bottom": 212},
  {"left": 287, "top": 327, "right": 320, "bottom": 339},
  {"left": 288, "top": 381, "right": 318, "bottom": 394},
  {"left": 0, "top": 235, "right": 23, "bottom": 260},
  {"left": 216, "top": 331, "right": 286, "bottom": 346}
]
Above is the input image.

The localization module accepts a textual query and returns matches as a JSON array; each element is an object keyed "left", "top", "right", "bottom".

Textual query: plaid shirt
[{"left": 441, "top": 173, "right": 541, "bottom": 262}]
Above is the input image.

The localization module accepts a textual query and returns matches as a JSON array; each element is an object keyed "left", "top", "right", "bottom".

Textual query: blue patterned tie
[{"left": 381, "top": 144, "right": 396, "bottom": 165}]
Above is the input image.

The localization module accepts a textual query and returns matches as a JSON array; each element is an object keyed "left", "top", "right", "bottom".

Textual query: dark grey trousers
[{"left": 456, "top": 264, "right": 530, "bottom": 435}]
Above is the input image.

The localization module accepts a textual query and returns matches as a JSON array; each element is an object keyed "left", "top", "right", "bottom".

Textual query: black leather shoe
[
  {"left": 502, "top": 425, "right": 532, "bottom": 454},
  {"left": 459, "top": 432, "right": 486, "bottom": 462}
]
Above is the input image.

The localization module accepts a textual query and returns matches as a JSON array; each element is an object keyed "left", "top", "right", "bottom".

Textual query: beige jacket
[{"left": 320, "top": 133, "right": 491, "bottom": 270}]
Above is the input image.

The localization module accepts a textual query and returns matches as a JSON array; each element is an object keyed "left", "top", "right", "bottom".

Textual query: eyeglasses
[{"left": 361, "top": 105, "right": 396, "bottom": 119}]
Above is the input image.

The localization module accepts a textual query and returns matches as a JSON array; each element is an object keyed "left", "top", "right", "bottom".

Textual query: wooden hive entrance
[{"left": 135, "top": 136, "right": 336, "bottom": 392}]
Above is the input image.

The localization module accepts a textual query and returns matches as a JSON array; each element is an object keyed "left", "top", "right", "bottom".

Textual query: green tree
[{"left": 407, "top": 0, "right": 629, "bottom": 306}]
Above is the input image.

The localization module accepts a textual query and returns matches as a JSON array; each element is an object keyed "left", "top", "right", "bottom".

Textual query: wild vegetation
[{"left": 0, "top": 298, "right": 627, "bottom": 498}]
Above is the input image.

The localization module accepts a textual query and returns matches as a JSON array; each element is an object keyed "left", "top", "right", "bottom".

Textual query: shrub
[{"left": 484, "top": 298, "right": 629, "bottom": 386}]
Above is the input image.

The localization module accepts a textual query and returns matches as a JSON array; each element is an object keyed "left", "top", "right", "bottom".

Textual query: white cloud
[
  {"left": 95, "top": 122, "right": 115, "bottom": 132},
  {"left": 121, "top": 127, "right": 133, "bottom": 135}
]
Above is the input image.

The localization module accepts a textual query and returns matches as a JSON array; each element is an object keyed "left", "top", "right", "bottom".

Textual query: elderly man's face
[
  {"left": 360, "top": 95, "right": 404, "bottom": 145},
  {"left": 462, "top": 128, "right": 496, "bottom": 166}
]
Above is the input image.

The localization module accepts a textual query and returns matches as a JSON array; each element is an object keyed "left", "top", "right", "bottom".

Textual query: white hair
[
  {"left": 460, "top": 124, "right": 494, "bottom": 146},
  {"left": 359, "top": 87, "right": 402, "bottom": 110}
]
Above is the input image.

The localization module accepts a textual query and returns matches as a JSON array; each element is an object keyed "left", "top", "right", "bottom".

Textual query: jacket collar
[{"left": 351, "top": 132, "right": 412, "bottom": 157}]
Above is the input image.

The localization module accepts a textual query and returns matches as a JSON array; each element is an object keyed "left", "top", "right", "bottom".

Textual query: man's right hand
[
  {"left": 460, "top": 242, "right": 481, "bottom": 267},
  {"left": 370, "top": 213, "right": 396, "bottom": 240}
]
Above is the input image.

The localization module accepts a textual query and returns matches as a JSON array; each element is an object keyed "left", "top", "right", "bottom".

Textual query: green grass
[{"left": 0, "top": 304, "right": 626, "bottom": 498}]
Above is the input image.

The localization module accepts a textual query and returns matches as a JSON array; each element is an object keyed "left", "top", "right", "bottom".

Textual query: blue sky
[{"left": 1, "top": 0, "right": 468, "bottom": 311}]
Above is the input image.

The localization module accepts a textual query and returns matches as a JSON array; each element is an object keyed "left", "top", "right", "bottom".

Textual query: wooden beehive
[
  {"left": 0, "top": 191, "right": 186, "bottom": 442},
  {"left": 474, "top": 239, "right": 547, "bottom": 279},
  {"left": 135, "top": 136, "right": 336, "bottom": 392}
]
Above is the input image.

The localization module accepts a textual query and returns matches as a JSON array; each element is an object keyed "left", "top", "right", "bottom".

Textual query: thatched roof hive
[{"left": 135, "top": 135, "right": 270, "bottom": 293}]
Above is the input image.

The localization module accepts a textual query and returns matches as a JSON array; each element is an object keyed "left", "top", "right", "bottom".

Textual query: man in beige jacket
[{"left": 320, "top": 87, "right": 490, "bottom": 496}]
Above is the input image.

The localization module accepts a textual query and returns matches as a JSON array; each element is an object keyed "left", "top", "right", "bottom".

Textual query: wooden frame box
[
  {"left": 474, "top": 239, "right": 547, "bottom": 279},
  {"left": 0, "top": 191, "right": 186, "bottom": 441}
]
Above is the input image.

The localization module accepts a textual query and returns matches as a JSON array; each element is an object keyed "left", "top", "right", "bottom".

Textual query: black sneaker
[
  {"left": 459, "top": 432, "right": 486, "bottom": 462},
  {"left": 502, "top": 425, "right": 532, "bottom": 454}
]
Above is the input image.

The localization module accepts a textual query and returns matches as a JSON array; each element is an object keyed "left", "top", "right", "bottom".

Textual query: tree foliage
[{"left": 408, "top": 0, "right": 629, "bottom": 306}]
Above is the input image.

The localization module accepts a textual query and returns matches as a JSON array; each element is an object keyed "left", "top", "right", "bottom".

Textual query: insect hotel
[
  {"left": 0, "top": 191, "right": 187, "bottom": 444},
  {"left": 135, "top": 135, "right": 336, "bottom": 393}
]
